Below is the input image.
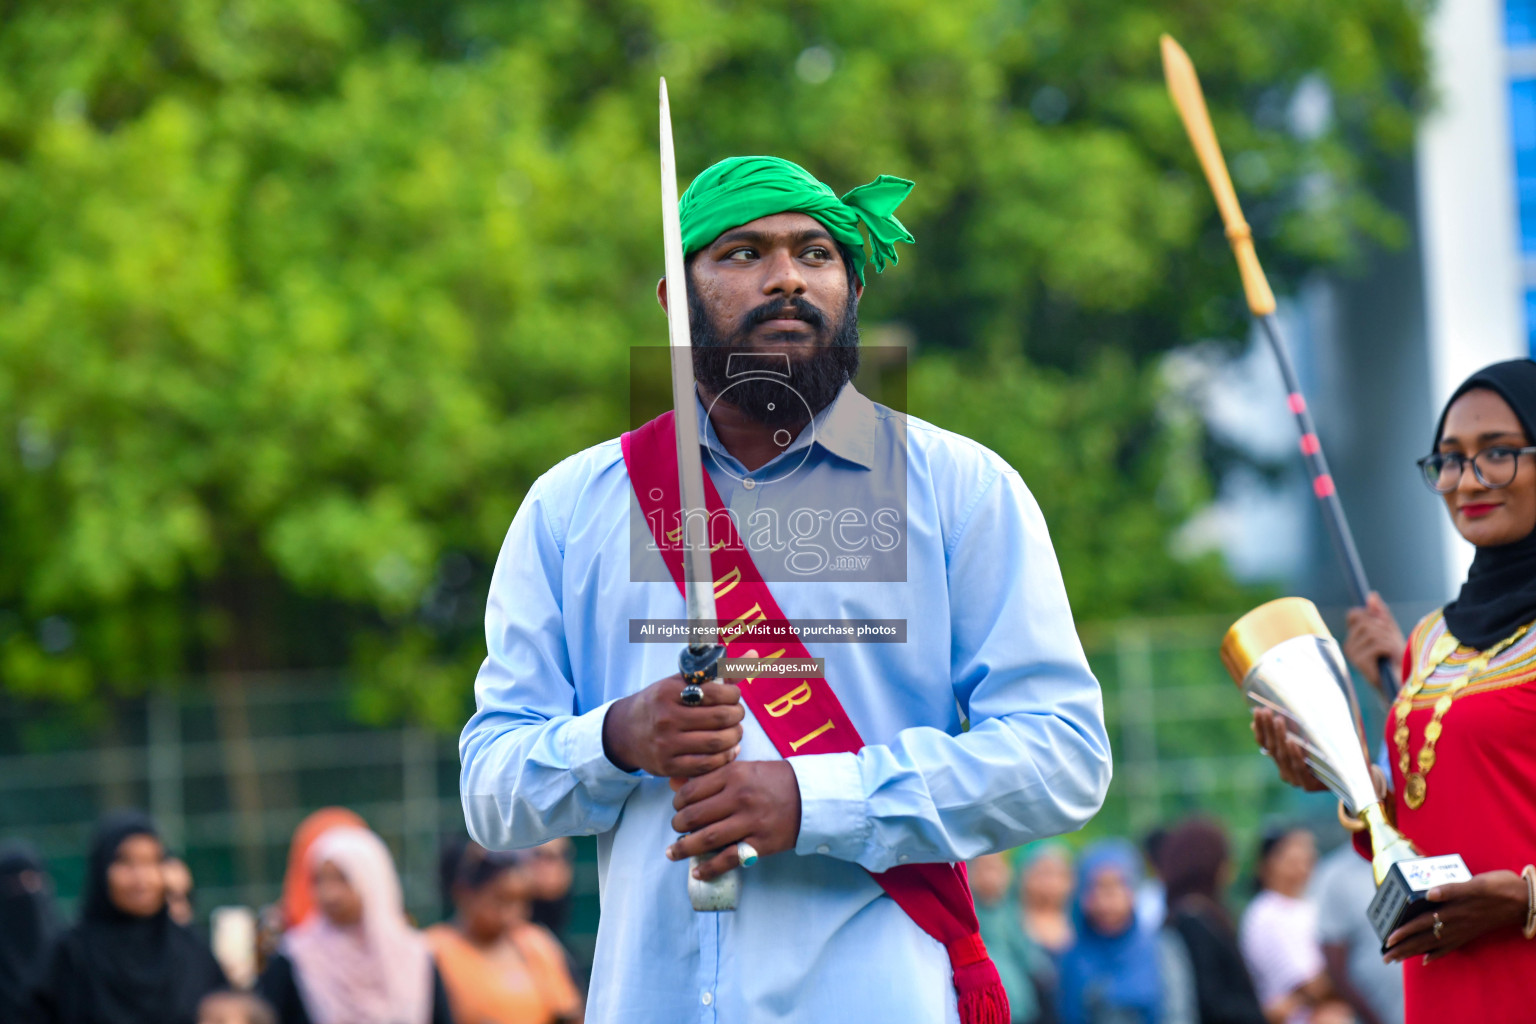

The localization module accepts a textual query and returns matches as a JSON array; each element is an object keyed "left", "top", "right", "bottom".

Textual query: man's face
[{"left": 660, "top": 212, "right": 863, "bottom": 427}]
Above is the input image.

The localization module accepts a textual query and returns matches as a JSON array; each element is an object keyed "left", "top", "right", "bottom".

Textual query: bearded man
[{"left": 460, "top": 156, "right": 1111, "bottom": 1023}]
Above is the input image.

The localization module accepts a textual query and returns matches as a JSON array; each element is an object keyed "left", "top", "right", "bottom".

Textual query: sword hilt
[{"left": 679, "top": 642, "right": 727, "bottom": 687}]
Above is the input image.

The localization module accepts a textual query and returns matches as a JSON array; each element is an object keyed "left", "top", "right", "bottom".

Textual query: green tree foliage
[{"left": 0, "top": 0, "right": 1426, "bottom": 723}]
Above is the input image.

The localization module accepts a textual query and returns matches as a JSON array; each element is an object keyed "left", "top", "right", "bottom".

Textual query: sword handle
[
  {"left": 680, "top": 643, "right": 727, "bottom": 686},
  {"left": 676, "top": 641, "right": 740, "bottom": 911},
  {"left": 688, "top": 857, "right": 742, "bottom": 912}
]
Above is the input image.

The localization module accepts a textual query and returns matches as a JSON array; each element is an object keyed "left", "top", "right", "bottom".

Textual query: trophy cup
[{"left": 1220, "top": 597, "right": 1470, "bottom": 949}]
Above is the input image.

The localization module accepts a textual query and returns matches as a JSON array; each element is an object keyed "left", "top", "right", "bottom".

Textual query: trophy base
[{"left": 1369, "top": 854, "right": 1472, "bottom": 950}]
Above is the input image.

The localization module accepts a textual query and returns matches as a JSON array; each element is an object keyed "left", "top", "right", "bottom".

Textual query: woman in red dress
[{"left": 1254, "top": 358, "right": 1536, "bottom": 1024}]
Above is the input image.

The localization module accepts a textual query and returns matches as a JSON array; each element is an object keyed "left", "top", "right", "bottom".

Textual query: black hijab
[
  {"left": 36, "top": 811, "right": 225, "bottom": 1024},
  {"left": 1434, "top": 359, "right": 1536, "bottom": 650},
  {"left": 0, "top": 843, "right": 59, "bottom": 1020}
]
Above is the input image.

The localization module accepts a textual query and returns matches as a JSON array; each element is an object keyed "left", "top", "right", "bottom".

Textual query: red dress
[{"left": 1379, "top": 610, "right": 1536, "bottom": 1023}]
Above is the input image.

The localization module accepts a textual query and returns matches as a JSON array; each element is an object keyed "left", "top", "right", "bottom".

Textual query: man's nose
[{"left": 761, "top": 249, "right": 807, "bottom": 296}]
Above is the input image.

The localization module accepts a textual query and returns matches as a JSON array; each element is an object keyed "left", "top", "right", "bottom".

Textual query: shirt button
[
  {"left": 899, "top": 855, "right": 910, "bottom": 863},
  {"left": 816, "top": 844, "right": 830, "bottom": 855},
  {"left": 701, "top": 992, "right": 713, "bottom": 1006},
  {"left": 742, "top": 478, "right": 756, "bottom": 490}
]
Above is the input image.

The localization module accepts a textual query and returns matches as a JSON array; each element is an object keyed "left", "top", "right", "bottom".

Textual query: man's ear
[
  {"left": 656, "top": 277, "right": 669, "bottom": 314},
  {"left": 852, "top": 280, "right": 864, "bottom": 305}
]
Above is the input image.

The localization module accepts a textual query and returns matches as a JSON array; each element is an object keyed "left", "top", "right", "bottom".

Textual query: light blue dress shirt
[{"left": 460, "top": 384, "right": 1112, "bottom": 1024}]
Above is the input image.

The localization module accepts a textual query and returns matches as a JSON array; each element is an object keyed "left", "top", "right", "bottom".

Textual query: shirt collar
[{"left": 695, "top": 381, "right": 877, "bottom": 472}]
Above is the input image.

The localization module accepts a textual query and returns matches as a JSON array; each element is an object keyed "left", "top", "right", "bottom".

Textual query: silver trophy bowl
[{"left": 1239, "top": 632, "right": 1378, "bottom": 816}]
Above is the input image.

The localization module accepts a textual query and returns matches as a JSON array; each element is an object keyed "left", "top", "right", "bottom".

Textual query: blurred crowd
[
  {"left": 0, "top": 806, "right": 1407, "bottom": 1024},
  {"left": 967, "top": 818, "right": 1404, "bottom": 1024},
  {"left": 0, "top": 809, "right": 585, "bottom": 1024}
]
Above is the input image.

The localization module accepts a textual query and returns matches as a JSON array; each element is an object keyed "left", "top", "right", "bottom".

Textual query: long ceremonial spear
[
  {"left": 659, "top": 78, "right": 739, "bottom": 912},
  {"left": 1160, "top": 36, "right": 1397, "bottom": 707}
]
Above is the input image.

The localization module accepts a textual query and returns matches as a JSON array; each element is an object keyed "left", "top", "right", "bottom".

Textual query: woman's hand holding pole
[{"left": 1343, "top": 593, "right": 1407, "bottom": 692}]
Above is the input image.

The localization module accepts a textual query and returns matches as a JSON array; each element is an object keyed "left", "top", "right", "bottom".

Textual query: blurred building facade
[{"left": 1217, "top": 0, "right": 1535, "bottom": 625}]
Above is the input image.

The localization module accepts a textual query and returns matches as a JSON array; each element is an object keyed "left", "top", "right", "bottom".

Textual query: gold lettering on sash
[
  {"left": 713, "top": 565, "right": 742, "bottom": 599},
  {"left": 789, "top": 719, "right": 836, "bottom": 752},
  {"left": 666, "top": 525, "right": 682, "bottom": 545},
  {"left": 765, "top": 682, "right": 814, "bottom": 718},
  {"left": 720, "top": 603, "right": 768, "bottom": 645}
]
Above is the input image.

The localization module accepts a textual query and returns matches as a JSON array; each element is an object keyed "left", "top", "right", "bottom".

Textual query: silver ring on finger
[
  {"left": 735, "top": 841, "right": 759, "bottom": 868},
  {"left": 680, "top": 683, "right": 704, "bottom": 706},
  {"left": 1433, "top": 913, "right": 1444, "bottom": 941}
]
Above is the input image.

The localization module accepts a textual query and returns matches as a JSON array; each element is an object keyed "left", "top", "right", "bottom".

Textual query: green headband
[{"left": 678, "top": 155, "right": 915, "bottom": 286}]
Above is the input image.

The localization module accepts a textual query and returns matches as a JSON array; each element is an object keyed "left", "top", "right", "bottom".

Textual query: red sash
[{"left": 622, "top": 412, "right": 1008, "bottom": 1024}]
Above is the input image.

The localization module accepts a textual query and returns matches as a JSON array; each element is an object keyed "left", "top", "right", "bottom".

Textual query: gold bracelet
[{"left": 1522, "top": 865, "right": 1536, "bottom": 941}]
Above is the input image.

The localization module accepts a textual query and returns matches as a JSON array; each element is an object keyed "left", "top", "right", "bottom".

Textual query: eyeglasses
[{"left": 1416, "top": 445, "right": 1536, "bottom": 493}]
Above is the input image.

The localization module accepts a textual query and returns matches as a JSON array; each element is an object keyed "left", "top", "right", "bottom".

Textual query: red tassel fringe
[{"left": 948, "top": 936, "right": 1010, "bottom": 1024}]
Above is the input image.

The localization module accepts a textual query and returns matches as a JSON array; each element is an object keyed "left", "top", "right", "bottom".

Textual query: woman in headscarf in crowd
[
  {"left": 970, "top": 852, "right": 1056, "bottom": 1024},
  {"left": 426, "top": 838, "right": 581, "bottom": 1024},
  {"left": 1155, "top": 818, "right": 1264, "bottom": 1024},
  {"left": 1, "top": 843, "right": 59, "bottom": 1022},
  {"left": 278, "top": 807, "right": 368, "bottom": 930},
  {"left": 1255, "top": 358, "right": 1536, "bottom": 1023},
  {"left": 1020, "top": 841, "right": 1076, "bottom": 960},
  {"left": 1055, "top": 839, "right": 1161, "bottom": 1024},
  {"left": 256, "top": 826, "right": 452, "bottom": 1024},
  {"left": 1237, "top": 826, "right": 1347, "bottom": 1024},
  {"left": 31, "top": 811, "right": 227, "bottom": 1024}
]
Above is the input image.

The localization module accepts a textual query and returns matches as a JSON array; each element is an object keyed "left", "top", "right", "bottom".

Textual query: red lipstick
[{"left": 1459, "top": 503, "right": 1501, "bottom": 519}]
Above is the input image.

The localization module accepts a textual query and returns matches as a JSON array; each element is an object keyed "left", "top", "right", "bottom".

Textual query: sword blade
[
  {"left": 659, "top": 78, "right": 719, "bottom": 646},
  {"left": 659, "top": 79, "right": 740, "bottom": 914}
]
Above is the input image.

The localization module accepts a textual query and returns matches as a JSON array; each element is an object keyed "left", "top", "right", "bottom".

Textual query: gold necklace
[{"left": 1393, "top": 624, "right": 1530, "bottom": 809}]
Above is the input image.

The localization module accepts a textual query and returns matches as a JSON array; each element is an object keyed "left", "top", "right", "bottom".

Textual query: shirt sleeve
[
  {"left": 458, "top": 476, "right": 643, "bottom": 850},
  {"left": 788, "top": 465, "right": 1112, "bottom": 871}
]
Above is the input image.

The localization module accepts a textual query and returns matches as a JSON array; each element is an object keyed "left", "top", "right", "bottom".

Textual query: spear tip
[{"left": 1160, "top": 34, "right": 1194, "bottom": 90}]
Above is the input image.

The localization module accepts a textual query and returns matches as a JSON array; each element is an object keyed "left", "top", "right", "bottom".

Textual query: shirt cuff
[
  {"left": 789, "top": 752, "right": 870, "bottom": 862},
  {"left": 565, "top": 699, "right": 644, "bottom": 796}
]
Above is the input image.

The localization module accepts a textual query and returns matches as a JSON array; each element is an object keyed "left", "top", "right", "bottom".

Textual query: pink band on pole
[
  {"left": 1287, "top": 393, "right": 1307, "bottom": 414},
  {"left": 1313, "top": 474, "right": 1336, "bottom": 498},
  {"left": 1299, "top": 433, "right": 1321, "bottom": 456}
]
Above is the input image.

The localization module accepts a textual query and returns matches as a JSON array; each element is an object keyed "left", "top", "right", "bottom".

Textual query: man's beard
[{"left": 687, "top": 279, "right": 860, "bottom": 429}]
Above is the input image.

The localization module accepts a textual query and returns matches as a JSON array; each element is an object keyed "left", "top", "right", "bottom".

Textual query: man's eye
[
  {"left": 725, "top": 248, "right": 757, "bottom": 261},
  {"left": 803, "top": 247, "right": 831, "bottom": 260}
]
